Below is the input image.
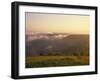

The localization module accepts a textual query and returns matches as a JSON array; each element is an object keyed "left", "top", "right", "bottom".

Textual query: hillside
[{"left": 26, "top": 33, "right": 89, "bottom": 56}]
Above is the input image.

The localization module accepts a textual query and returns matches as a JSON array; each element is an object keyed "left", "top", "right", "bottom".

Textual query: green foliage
[{"left": 26, "top": 55, "right": 89, "bottom": 68}]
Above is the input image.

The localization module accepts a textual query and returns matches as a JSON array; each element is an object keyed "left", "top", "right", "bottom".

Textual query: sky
[{"left": 26, "top": 12, "right": 89, "bottom": 34}]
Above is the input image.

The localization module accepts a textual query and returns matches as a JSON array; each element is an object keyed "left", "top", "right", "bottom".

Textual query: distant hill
[{"left": 26, "top": 33, "right": 89, "bottom": 56}]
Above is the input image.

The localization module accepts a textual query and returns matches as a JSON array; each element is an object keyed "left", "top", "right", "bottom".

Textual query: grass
[{"left": 25, "top": 55, "right": 89, "bottom": 68}]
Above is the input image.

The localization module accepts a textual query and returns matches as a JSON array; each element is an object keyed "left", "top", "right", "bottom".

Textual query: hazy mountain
[
  {"left": 26, "top": 33, "right": 89, "bottom": 56},
  {"left": 26, "top": 32, "right": 69, "bottom": 42}
]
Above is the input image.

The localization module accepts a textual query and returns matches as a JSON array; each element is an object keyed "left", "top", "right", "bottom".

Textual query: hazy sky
[{"left": 26, "top": 12, "right": 89, "bottom": 34}]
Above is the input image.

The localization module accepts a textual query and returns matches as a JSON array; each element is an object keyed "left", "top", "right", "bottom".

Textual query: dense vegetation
[{"left": 26, "top": 56, "right": 89, "bottom": 68}]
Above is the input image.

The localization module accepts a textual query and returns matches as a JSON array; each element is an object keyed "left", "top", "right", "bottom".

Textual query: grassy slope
[{"left": 26, "top": 55, "right": 89, "bottom": 68}]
